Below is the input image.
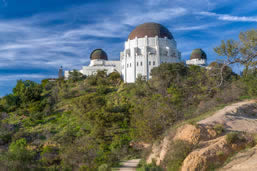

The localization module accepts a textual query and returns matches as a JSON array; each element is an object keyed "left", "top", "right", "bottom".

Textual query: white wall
[
  {"left": 121, "top": 36, "right": 181, "bottom": 83},
  {"left": 64, "top": 59, "right": 121, "bottom": 79},
  {"left": 186, "top": 59, "right": 207, "bottom": 66}
]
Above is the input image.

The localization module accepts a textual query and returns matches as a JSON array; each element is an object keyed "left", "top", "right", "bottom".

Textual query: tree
[
  {"left": 13, "top": 80, "right": 42, "bottom": 104},
  {"left": 68, "top": 70, "right": 86, "bottom": 82},
  {"left": 213, "top": 40, "right": 239, "bottom": 87},
  {"left": 239, "top": 29, "right": 257, "bottom": 75},
  {"left": 0, "top": 94, "right": 20, "bottom": 112},
  {"left": 214, "top": 29, "right": 256, "bottom": 86}
]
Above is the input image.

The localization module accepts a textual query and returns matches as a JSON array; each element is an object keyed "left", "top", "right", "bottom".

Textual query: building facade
[
  {"left": 64, "top": 23, "right": 208, "bottom": 82},
  {"left": 120, "top": 23, "right": 181, "bottom": 83},
  {"left": 186, "top": 48, "right": 207, "bottom": 66},
  {"left": 64, "top": 49, "right": 121, "bottom": 78}
]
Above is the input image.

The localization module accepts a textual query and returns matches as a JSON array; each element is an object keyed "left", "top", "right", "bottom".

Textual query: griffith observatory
[{"left": 64, "top": 22, "right": 207, "bottom": 83}]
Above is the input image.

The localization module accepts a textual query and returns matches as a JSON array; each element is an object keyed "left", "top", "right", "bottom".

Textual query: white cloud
[
  {"left": 199, "top": 11, "right": 257, "bottom": 22},
  {"left": 63, "top": 22, "right": 129, "bottom": 38},
  {"left": 173, "top": 24, "right": 214, "bottom": 31},
  {"left": 122, "top": 8, "right": 187, "bottom": 26}
]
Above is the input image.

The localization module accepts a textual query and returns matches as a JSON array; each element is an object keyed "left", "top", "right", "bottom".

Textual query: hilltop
[{"left": 0, "top": 63, "right": 256, "bottom": 170}]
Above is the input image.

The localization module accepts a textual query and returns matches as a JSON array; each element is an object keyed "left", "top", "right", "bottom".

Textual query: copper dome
[
  {"left": 90, "top": 49, "right": 108, "bottom": 60},
  {"left": 190, "top": 49, "right": 207, "bottom": 60},
  {"left": 128, "top": 22, "right": 174, "bottom": 40}
]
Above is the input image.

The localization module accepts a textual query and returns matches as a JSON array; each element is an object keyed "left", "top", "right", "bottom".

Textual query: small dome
[
  {"left": 90, "top": 49, "right": 108, "bottom": 60},
  {"left": 190, "top": 49, "right": 207, "bottom": 60},
  {"left": 128, "top": 22, "right": 174, "bottom": 40}
]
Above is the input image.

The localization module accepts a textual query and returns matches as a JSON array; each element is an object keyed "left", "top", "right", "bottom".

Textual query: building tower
[
  {"left": 58, "top": 66, "right": 64, "bottom": 79},
  {"left": 120, "top": 22, "right": 181, "bottom": 83},
  {"left": 186, "top": 48, "right": 207, "bottom": 66}
]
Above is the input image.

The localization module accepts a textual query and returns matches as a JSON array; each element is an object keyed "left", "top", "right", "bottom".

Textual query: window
[
  {"left": 127, "top": 64, "right": 129, "bottom": 68},
  {"left": 149, "top": 61, "right": 151, "bottom": 65},
  {"left": 140, "top": 62, "right": 143, "bottom": 66},
  {"left": 130, "top": 63, "right": 131, "bottom": 67},
  {"left": 153, "top": 61, "right": 155, "bottom": 65},
  {"left": 137, "top": 62, "right": 138, "bottom": 66}
]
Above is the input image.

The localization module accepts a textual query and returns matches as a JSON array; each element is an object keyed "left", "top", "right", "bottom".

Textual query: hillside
[
  {"left": 138, "top": 100, "right": 256, "bottom": 170},
  {"left": 0, "top": 63, "right": 256, "bottom": 170}
]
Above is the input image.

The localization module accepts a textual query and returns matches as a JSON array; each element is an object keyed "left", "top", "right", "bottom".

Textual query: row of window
[{"left": 126, "top": 61, "right": 156, "bottom": 68}]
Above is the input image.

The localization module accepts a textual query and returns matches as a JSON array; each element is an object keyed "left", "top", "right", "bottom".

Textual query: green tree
[
  {"left": 13, "top": 80, "right": 42, "bottom": 104},
  {"left": 239, "top": 29, "right": 257, "bottom": 74},
  {"left": 214, "top": 29, "right": 256, "bottom": 85},
  {"left": 68, "top": 70, "right": 86, "bottom": 82}
]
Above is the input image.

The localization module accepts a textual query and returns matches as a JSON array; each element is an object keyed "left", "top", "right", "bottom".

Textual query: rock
[
  {"left": 181, "top": 135, "right": 246, "bottom": 171},
  {"left": 146, "top": 100, "right": 257, "bottom": 168},
  {"left": 173, "top": 124, "right": 201, "bottom": 145},
  {"left": 146, "top": 124, "right": 217, "bottom": 166},
  {"left": 220, "top": 145, "right": 257, "bottom": 171},
  {"left": 173, "top": 124, "right": 217, "bottom": 145},
  {"left": 181, "top": 136, "right": 231, "bottom": 171}
]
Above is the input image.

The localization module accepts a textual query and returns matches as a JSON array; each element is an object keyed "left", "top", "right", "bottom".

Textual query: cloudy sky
[{"left": 0, "top": 0, "right": 256, "bottom": 96}]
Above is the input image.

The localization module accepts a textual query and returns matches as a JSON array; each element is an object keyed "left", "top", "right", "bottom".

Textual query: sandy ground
[
  {"left": 198, "top": 100, "right": 257, "bottom": 133},
  {"left": 114, "top": 159, "right": 141, "bottom": 171}
]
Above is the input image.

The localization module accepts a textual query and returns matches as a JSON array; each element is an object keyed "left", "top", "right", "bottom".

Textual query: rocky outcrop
[
  {"left": 146, "top": 124, "right": 217, "bottom": 165},
  {"left": 181, "top": 100, "right": 257, "bottom": 170},
  {"left": 181, "top": 136, "right": 246, "bottom": 171},
  {"left": 146, "top": 100, "right": 257, "bottom": 169},
  {"left": 220, "top": 145, "right": 257, "bottom": 171},
  {"left": 173, "top": 124, "right": 217, "bottom": 145}
]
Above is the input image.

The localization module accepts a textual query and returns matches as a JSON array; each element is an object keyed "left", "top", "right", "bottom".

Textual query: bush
[
  {"left": 226, "top": 132, "right": 240, "bottom": 144},
  {"left": 4, "top": 138, "right": 35, "bottom": 169},
  {"left": 137, "top": 159, "right": 163, "bottom": 171},
  {"left": 165, "top": 140, "right": 193, "bottom": 171},
  {"left": 98, "top": 163, "right": 109, "bottom": 171},
  {"left": 214, "top": 124, "right": 225, "bottom": 135},
  {"left": 41, "top": 145, "right": 60, "bottom": 166}
]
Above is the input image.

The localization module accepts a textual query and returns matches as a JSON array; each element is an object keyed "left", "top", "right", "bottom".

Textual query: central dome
[
  {"left": 90, "top": 49, "right": 108, "bottom": 60},
  {"left": 128, "top": 22, "right": 174, "bottom": 40}
]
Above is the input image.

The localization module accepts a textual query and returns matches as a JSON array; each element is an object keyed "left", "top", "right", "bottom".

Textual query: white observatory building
[{"left": 120, "top": 22, "right": 181, "bottom": 83}]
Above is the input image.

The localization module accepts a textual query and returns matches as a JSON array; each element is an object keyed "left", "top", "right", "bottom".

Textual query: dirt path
[
  {"left": 116, "top": 159, "right": 141, "bottom": 171},
  {"left": 198, "top": 100, "right": 257, "bottom": 133}
]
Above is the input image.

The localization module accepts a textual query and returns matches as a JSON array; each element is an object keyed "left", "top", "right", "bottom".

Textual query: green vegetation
[
  {"left": 165, "top": 140, "right": 194, "bottom": 171},
  {"left": 137, "top": 160, "right": 163, "bottom": 171},
  {"left": 0, "top": 29, "right": 256, "bottom": 170},
  {"left": 226, "top": 132, "right": 241, "bottom": 144},
  {"left": 214, "top": 124, "right": 225, "bottom": 135}
]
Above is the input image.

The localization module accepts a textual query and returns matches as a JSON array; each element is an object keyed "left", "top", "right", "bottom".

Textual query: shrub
[
  {"left": 137, "top": 159, "right": 163, "bottom": 171},
  {"left": 165, "top": 140, "right": 193, "bottom": 171},
  {"left": 5, "top": 138, "right": 35, "bottom": 169},
  {"left": 41, "top": 145, "right": 60, "bottom": 166},
  {"left": 98, "top": 163, "right": 109, "bottom": 171},
  {"left": 0, "top": 133, "right": 12, "bottom": 145},
  {"left": 226, "top": 132, "right": 240, "bottom": 144},
  {"left": 214, "top": 124, "right": 225, "bottom": 135}
]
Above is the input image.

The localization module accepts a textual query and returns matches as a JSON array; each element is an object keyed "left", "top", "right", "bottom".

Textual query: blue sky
[{"left": 0, "top": 0, "right": 256, "bottom": 96}]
